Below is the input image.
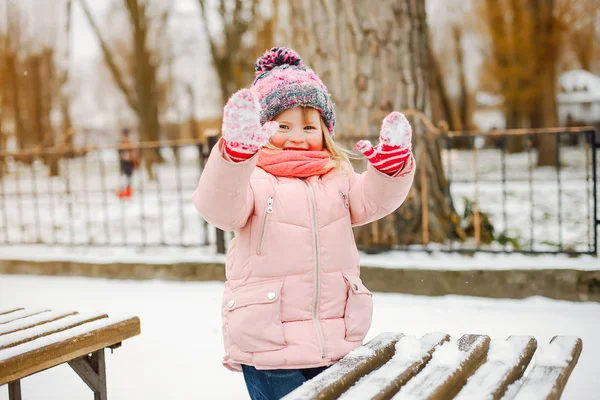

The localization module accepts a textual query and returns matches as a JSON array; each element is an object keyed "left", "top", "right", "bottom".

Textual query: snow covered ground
[
  {"left": 2, "top": 243, "right": 600, "bottom": 270},
  {"left": 0, "top": 145, "right": 596, "bottom": 254},
  {"left": 0, "top": 275, "right": 598, "bottom": 400}
]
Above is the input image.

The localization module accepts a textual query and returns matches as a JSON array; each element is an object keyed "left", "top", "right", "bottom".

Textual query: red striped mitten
[
  {"left": 354, "top": 111, "right": 412, "bottom": 175},
  {"left": 221, "top": 89, "right": 279, "bottom": 162}
]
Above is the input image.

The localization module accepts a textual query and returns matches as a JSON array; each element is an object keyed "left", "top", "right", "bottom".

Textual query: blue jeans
[{"left": 241, "top": 364, "right": 329, "bottom": 400}]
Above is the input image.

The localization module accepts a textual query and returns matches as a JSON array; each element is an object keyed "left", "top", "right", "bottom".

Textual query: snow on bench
[
  {"left": 0, "top": 307, "right": 140, "bottom": 400},
  {"left": 454, "top": 336, "right": 537, "bottom": 399},
  {"left": 282, "top": 332, "right": 405, "bottom": 400},
  {"left": 392, "top": 334, "right": 490, "bottom": 399},
  {"left": 337, "top": 333, "right": 450, "bottom": 400},
  {"left": 512, "top": 336, "right": 583, "bottom": 400},
  {"left": 285, "top": 333, "right": 582, "bottom": 400}
]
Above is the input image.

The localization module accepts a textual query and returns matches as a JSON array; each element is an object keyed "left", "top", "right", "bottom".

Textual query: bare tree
[
  {"left": 479, "top": 0, "right": 597, "bottom": 164},
  {"left": 529, "top": 0, "right": 559, "bottom": 166},
  {"left": 58, "top": 0, "right": 74, "bottom": 152},
  {"left": 3, "top": 2, "right": 24, "bottom": 154},
  {"left": 0, "top": 0, "right": 72, "bottom": 175},
  {"left": 559, "top": 0, "right": 599, "bottom": 72},
  {"left": 427, "top": 1, "right": 477, "bottom": 135},
  {"left": 452, "top": 26, "right": 472, "bottom": 132},
  {"left": 289, "top": 0, "right": 463, "bottom": 247},
  {"left": 429, "top": 41, "right": 459, "bottom": 132},
  {"left": 197, "top": 0, "right": 277, "bottom": 102},
  {"left": 0, "top": 14, "right": 5, "bottom": 177},
  {"left": 78, "top": 0, "right": 168, "bottom": 178}
]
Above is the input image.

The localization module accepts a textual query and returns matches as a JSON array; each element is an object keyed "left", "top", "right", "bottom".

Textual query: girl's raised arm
[
  {"left": 348, "top": 112, "right": 416, "bottom": 226},
  {"left": 192, "top": 89, "right": 278, "bottom": 231}
]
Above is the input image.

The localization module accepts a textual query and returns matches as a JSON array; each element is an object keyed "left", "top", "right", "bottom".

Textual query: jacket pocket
[
  {"left": 257, "top": 196, "right": 274, "bottom": 255},
  {"left": 343, "top": 274, "right": 373, "bottom": 342},
  {"left": 225, "top": 279, "right": 286, "bottom": 353}
]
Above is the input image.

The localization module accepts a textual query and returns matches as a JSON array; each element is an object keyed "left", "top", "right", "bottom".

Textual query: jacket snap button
[
  {"left": 267, "top": 292, "right": 276, "bottom": 300},
  {"left": 353, "top": 284, "right": 359, "bottom": 291},
  {"left": 228, "top": 299, "right": 235, "bottom": 308}
]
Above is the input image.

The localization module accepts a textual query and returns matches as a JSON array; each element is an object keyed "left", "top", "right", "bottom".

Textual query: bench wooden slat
[
  {"left": 0, "top": 309, "right": 24, "bottom": 317},
  {"left": 0, "top": 313, "right": 108, "bottom": 351},
  {"left": 338, "top": 332, "right": 450, "bottom": 400},
  {"left": 0, "top": 311, "right": 78, "bottom": 336},
  {"left": 392, "top": 334, "right": 491, "bottom": 400},
  {"left": 454, "top": 336, "right": 537, "bottom": 400},
  {"left": 282, "top": 333, "right": 404, "bottom": 400},
  {"left": 0, "top": 316, "right": 140, "bottom": 385},
  {"left": 0, "top": 309, "right": 49, "bottom": 324},
  {"left": 512, "top": 336, "right": 583, "bottom": 400}
]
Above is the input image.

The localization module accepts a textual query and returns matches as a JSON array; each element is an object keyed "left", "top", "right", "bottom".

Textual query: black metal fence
[
  {"left": 0, "top": 127, "right": 597, "bottom": 256},
  {"left": 438, "top": 127, "right": 598, "bottom": 256}
]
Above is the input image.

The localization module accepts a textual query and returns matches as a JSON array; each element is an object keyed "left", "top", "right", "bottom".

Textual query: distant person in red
[{"left": 117, "top": 128, "right": 138, "bottom": 199}]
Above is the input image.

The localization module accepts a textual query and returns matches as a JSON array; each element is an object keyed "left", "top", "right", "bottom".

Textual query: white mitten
[{"left": 222, "top": 89, "right": 279, "bottom": 162}]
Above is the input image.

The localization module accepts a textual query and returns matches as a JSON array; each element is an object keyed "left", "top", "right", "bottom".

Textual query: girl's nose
[{"left": 289, "top": 129, "right": 305, "bottom": 143}]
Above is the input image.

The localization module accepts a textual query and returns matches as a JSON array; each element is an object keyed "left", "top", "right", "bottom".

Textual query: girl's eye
[
  {"left": 304, "top": 126, "right": 316, "bottom": 131},
  {"left": 279, "top": 124, "right": 289, "bottom": 130}
]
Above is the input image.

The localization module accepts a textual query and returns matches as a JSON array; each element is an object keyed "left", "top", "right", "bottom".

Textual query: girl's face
[{"left": 270, "top": 107, "right": 324, "bottom": 151}]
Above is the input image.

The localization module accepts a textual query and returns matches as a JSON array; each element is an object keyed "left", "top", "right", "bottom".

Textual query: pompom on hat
[{"left": 251, "top": 47, "right": 336, "bottom": 136}]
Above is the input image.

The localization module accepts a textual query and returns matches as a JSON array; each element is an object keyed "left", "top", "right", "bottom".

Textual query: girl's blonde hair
[
  {"left": 265, "top": 107, "right": 356, "bottom": 170},
  {"left": 320, "top": 118, "right": 356, "bottom": 170}
]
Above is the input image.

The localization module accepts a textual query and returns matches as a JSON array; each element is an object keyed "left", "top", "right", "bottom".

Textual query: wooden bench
[
  {"left": 284, "top": 332, "right": 582, "bottom": 400},
  {"left": 0, "top": 307, "right": 140, "bottom": 400}
]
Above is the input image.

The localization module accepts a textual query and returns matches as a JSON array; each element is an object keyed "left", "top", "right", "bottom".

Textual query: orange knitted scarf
[{"left": 257, "top": 148, "right": 334, "bottom": 178}]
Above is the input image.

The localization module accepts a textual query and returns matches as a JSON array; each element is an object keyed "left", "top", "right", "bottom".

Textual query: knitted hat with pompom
[{"left": 251, "top": 47, "right": 336, "bottom": 136}]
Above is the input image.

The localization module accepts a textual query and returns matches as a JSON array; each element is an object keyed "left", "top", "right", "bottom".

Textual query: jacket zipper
[
  {"left": 304, "top": 181, "right": 327, "bottom": 358},
  {"left": 339, "top": 191, "right": 349, "bottom": 208},
  {"left": 257, "top": 197, "right": 273, "bottom": 255}
]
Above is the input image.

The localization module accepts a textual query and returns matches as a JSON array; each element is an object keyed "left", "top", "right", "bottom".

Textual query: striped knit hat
[{"left": 251, "top": 47, "right": 336, "bottom": 136}]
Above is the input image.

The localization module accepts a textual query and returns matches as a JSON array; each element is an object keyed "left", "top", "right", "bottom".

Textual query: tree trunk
[
  {"left": 453, "top": 26, "right": 470, "bottom": 131},
  {"left": 0, "top": 103, "right": 4, "bottom": 179},
  {"left": 31, "top": 57, "right": 44, "bottom": 149},
  {"left": 6, "top": 54, "right": 23, "bottom": 151},
  {"left": 290, "top": 0, "right": 461, "bottom": 249},
  {"left": 529, "top": 0, "right": 558, "bottom": 167},
  {"left": 60, "top": 0, "right": 74, "bottom": 153},
  {"left": 428, "top": 39, "right": 458, "bottom": 132},
  {"left": 126, "top": 0, "right": 162, "bottom": 179},
  {"left": 484, "top": 0, "right": 526, "bottom": 153},
  {"left": 42, "top": 50, "right": 60, "bottom": 176}
]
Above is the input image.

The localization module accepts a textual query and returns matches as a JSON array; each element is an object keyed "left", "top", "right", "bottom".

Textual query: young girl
[{"left": 193, "top": 47, "right": 415, "bottom": 400}]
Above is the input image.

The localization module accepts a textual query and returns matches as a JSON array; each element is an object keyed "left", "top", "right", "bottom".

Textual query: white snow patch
[
  {"left": 429, "top": 341, "right": 470, "bottom": 367},
  {"left": 394, "top": 335, "right": 423, "bottom": 361},
  {"left": 534, "top": 337, "right": 579, "bottom": 368},
  {"left": 0, "top": 310, "right": 77, "bottom": 335},
  {"left": 0, "top": 314, "right": 134, "bottom": 361},
  {"left": 346, "top": 345, "right": 376, "bottom": 359},
  {"left": 0, "top": 309, "right": 48, "bottom": 324},
  {"left": 1, "top": 244, "right": 599, "bottom": 271},
  {"left": 455, "top": 337, "right": 533, "bottom": 399},
  {"left": 339, "top": 333, "right": 447, "bottom": 400},
  {"left": 283, "top": 333, "right": 401, "bottom": 399},
  {"left": 0, "top": 312, "right": 106, "bottom": 350}
]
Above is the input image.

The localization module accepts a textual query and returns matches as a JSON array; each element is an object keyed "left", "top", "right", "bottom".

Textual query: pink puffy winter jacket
[{"left": 192, "top": 140, "right": 415, "bottom": 371}]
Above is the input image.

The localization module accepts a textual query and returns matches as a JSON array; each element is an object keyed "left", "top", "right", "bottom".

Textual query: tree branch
[
  {"left": 197, "top": 0, "right": 221, "bottom": 66},
  {"left": 77, "top": 0, "right": 139, "bottom": 113}
]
